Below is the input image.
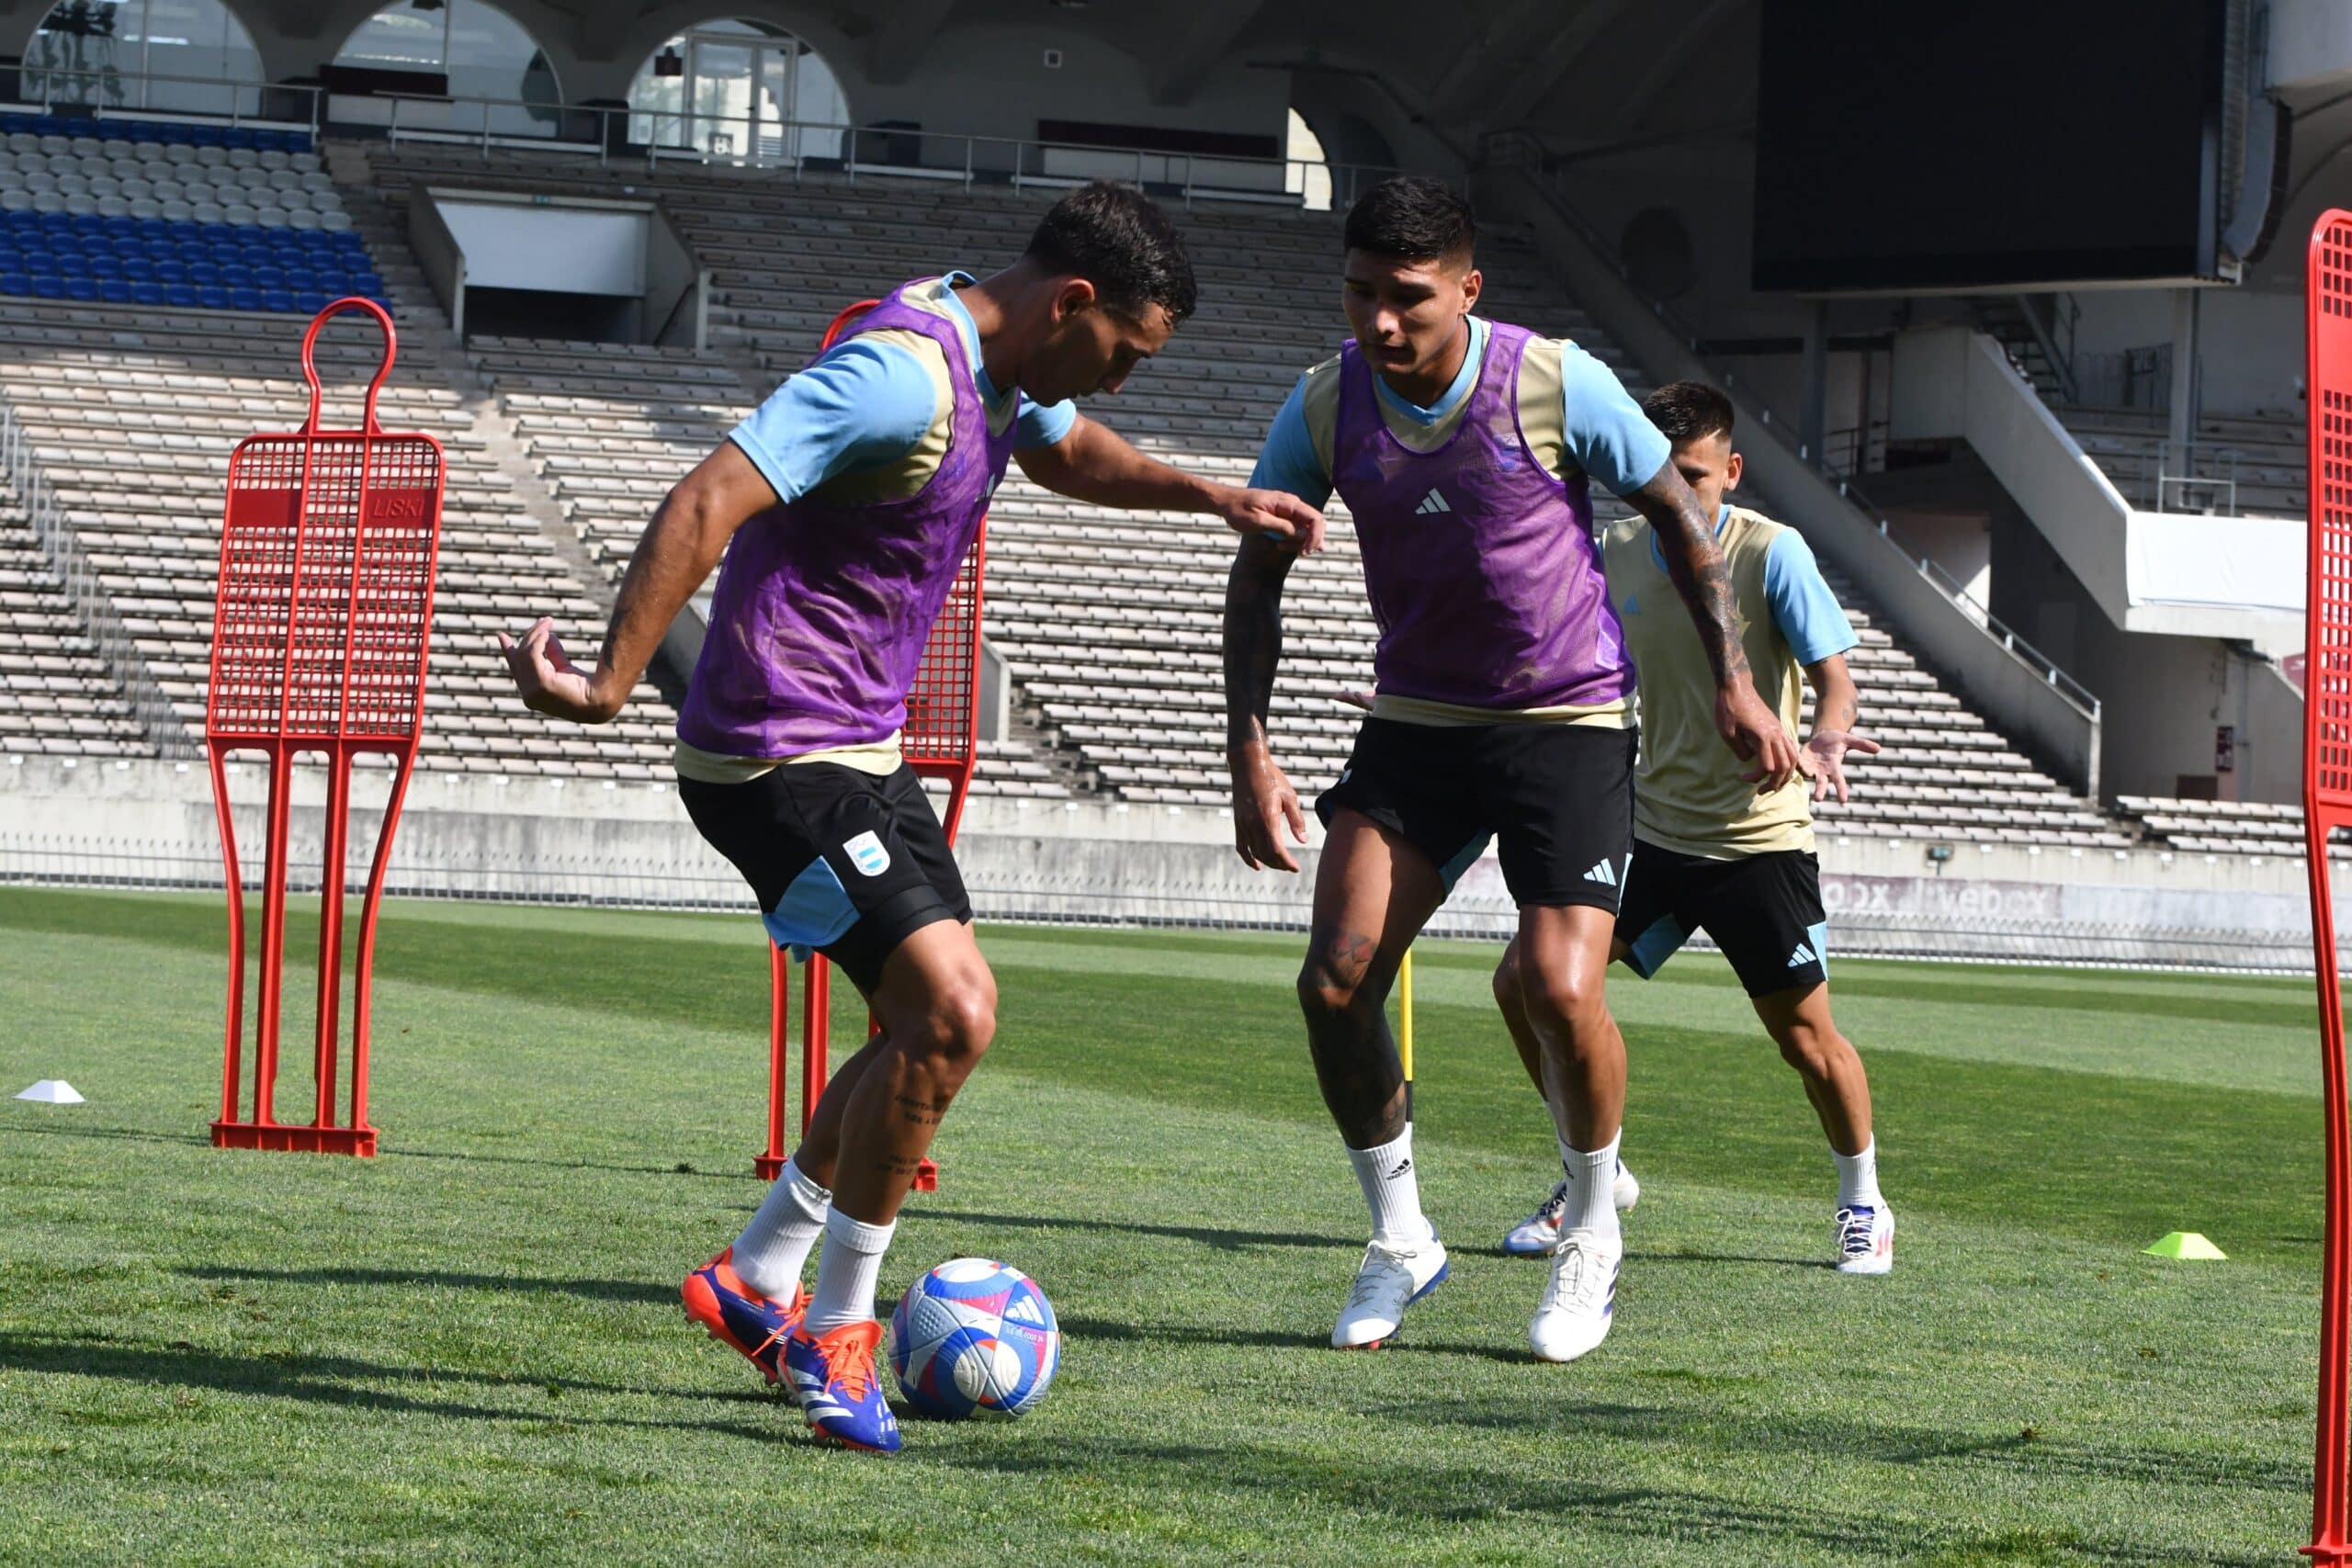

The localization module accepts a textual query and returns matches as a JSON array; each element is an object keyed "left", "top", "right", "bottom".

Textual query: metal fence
[{"left": 0, "top": 829, "right": 2329, "bottom": 975}]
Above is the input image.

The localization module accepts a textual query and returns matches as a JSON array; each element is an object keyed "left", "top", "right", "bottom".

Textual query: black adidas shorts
[
  {"left": 1314, "top": 717, "right": 1637, "bottom": 910},
  {"left": 1615, "top": 840, "right": 1828, "bottom": 998},
  {"left": 679, "top": 762, "right": 970, "bottom": 996}
]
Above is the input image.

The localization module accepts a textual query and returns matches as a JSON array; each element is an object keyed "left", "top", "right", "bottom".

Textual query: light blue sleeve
[
  {"left": 1558, "top": 342, "right": 1671, "bottom": 497},
  {"left": 1763, "top": 528, "right": 1860, "bottom": 666},
  {"left": 1015, "top": 394, "right": 1077, "bottom": 450},
  {"left": 727, "top": 339, "right": 933, "bottom": 503},
  {"left": 1247, "top": 375, "right": 1334, "bottom": 510}
]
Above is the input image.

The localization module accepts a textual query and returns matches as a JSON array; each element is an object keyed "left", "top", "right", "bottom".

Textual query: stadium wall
[{"left": 1, "top": 757, "right": 2333, "bottom": 970}]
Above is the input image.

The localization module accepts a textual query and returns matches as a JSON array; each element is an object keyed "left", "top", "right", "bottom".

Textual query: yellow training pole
[{"left": 1398, "top": 948, "right": 1415, "bottom": 1119}]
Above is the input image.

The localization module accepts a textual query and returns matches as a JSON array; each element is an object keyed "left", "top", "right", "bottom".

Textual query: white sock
[
  {"left": 729, "top": 1155, "right": 831, "bottom": 1302},
  {"left": 1347, "top": 1124, "right": 1430, "bottom": 1247},
  {"left": 1558, "top": 1131, "right": 1622, "bottom": 1236},
  {"left": 1835, "top": 1140, "right": 1884, "bottom": 1209},
  {"left": 802, "top": 1208, "right": 898, "bottom": 1336}
]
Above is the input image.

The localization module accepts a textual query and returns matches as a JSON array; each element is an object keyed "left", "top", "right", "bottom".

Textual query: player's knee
[
  {"left": 1489, "top": 949, "right": 1521, "bottom": 1012},
  {"left": 1296, "top": 956, "right": 1375, "bottom": 1027},
  {"left": 1772, "top": 1019, "right": 1836, "bottom": 1079},
  {"left": 915, "top": 972, "right": 998, "bottom": 1070},
  {"left": 1521, "top": 968, "right": 1606, "bottom": 1035}
]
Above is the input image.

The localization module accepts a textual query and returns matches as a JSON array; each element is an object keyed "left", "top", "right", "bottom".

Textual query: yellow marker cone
[{"left": 2143, "top": 1231, "right": 2227, "bottom": 1260}]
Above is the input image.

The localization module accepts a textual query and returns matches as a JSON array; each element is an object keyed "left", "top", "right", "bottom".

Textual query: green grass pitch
[{"left": 0, "top": 886, "right": 2328, "bottom": 1563}]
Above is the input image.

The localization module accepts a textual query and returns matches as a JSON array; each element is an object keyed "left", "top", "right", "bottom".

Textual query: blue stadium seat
[
  {"left": 63, "top": 278, "right": 96, "bottom": 301},
  {"left": 250, "top": 266, "right": 286, "bottom": 290},
  {"left": 195, "top": 285, "right": 229, "bottom": 309},
  {"left": 152, "top": 260, "right": 186, "bottom": 284},
  {"left": 229, "top": 287, "right": 262, "bottom": 310},
  {"left": 30, "top": 277, "right": 62, "bottom": 299},
  {"left": 164, "top": 283, "right": 198, "bottom": 308},
  {"left": 0, "top": 273, "right": 28, "bottom": 296},
  {"left": 218, "top": 265, "right": 253, "bottom": 289},
  {"left": 262, "top": 288, "right": 294, "bottom": 312},
  {"left": 187, "top": 262, "right": 220, "bottom": 286},
  {"left": 97, "top": 280, "right": 130, "bottom": 304},
  {"left": 130, "top": 282, "right": 164, "bottom": 305},
  {"left": 293, "top": 290, "right": 331, "bottom": 313}
]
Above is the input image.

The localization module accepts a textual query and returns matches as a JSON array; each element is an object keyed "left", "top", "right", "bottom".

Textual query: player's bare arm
[
  {"left": 1797, "top": 652, "right": 1881, "bottom": 804},
  {"left": 1222, "top": 530, "right": 1309, "bottom": 872},
  {"left": 498, "top": 441, "right": 776, "bottom": 725},
  {"left": 1626, "top": 457, "right": 1801, "bottom": 790},
  {"left": 1016, "top": 413, "right": 1326, "bottom": 551}
]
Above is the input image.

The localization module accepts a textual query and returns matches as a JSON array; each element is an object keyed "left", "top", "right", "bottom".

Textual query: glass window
[
  {"left": 334, "top": 0, "right": 560, "bottom": 136},
  {"left": 26, "top": 0, "right": 263, "bottom": 118},
  {"left": 628, "top": 19, "right": 843, "bottom": 164}
]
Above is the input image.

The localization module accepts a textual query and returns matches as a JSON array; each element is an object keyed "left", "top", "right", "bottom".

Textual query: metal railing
[
  {"left": 3, "top": 61, "right": 1387, "bottom": 213},
  {"left": 1483, "top": 132, "right": 2100, "bottom": 723},
  {"left": 0, "top": 398, "right": 194, "bottom": 757}
]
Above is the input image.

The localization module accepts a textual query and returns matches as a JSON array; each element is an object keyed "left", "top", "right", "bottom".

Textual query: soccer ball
[{"left": 888, "top": 1258, "right": 1060, "bottom": 1419}]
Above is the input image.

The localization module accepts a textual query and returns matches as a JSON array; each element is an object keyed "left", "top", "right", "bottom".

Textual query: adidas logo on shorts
[
  {"left": 1414, "top": 488, "right": 1452, "bottom": 515},
  {"left": 1788, "top": 942, "right": 1818, "bottom": 967},
  {"left": 1584, "top": 859, "right": 1618, "bottom": 886}
]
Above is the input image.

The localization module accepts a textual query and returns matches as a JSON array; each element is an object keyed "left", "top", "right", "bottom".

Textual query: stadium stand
[
  {"left": 2055, "top": 406, "right": 2305, "bottom": 519},
  {"left": 352, "top": 144, "right": 2126, "bottom": 843},
  {"left": 0, "top": 301, "right": 677, "bottom": 776},
  {"left": 0, "top": 466, "right": 146, "bottom": 757},
  {"left": 0, "top": 114, "right": 382, "bottom": 315},
  {"left": 2118, "top": 795, "right": 2352, "bottom": 860}
]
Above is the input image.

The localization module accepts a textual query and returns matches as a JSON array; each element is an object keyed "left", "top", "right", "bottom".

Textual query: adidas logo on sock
[
  {"left": 1387, "top": 1156, "right": 1413, "bottom": 1179},
  {"left": 1584, "top": 859, "right": 1617, "bottom": 886},
  {"left": 1413, "top": 488, "right": 1452, "bottom": 515},
  {"left": 1788, "top": 942, "right": 1818, "bottom": 966}
]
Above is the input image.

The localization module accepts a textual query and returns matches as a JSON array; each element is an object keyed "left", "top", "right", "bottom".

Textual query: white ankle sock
[
  {"left": 730, "top": 1156, "right": 831, "bottom": 1302},
  {"left": 1347, "top": 1125, "right": 1430, "bottom": 1247},
  {"left": 802, "top": 1208, "right": 898, "bottom": 1336},
  {"left": 1835, "top": 1140, "right": 1883, "bottom": 1209},
  {"left": 1558, "top": 1132, "right": 1622, "bottom": 1235}
]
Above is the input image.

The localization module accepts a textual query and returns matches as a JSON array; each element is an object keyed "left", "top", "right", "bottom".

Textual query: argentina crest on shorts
[{"left": 842, "top": 829, "right": 892, "bottom": 877}]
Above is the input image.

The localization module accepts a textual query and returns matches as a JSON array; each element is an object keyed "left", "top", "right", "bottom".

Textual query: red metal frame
[
  {"left": 756, "top": 299, "right": 988, "bottom": 1185},
  {"left": 2310, "top": 209, "right": 2352, "bottom": 1565},
  {"left": 205, "top": 298, "right": 446, "bottom": 1158}
]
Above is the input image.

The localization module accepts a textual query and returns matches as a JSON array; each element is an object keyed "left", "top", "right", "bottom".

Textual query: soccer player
[
  {"left": 1492, "top": 380, "right": 1893, "bottom": 1274},
  {"left": 1226, "top": 177, "right": 1798, "bottom": 1364},
  {"left": 501, "top": 183, "right": 1324, "bottom": 1451}
]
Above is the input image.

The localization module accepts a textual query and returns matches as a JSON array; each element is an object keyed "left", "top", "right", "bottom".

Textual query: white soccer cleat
[
  {"left": 1835, "top": 1202, "right": 1894, "bottom": 1275},
  {"left": 1501, "top": 1163, "right": 1641, "bottom": 1257},
  {"left": 1529, "top": 1225, "right": 1622, "bottom": 1363},
  {"left": 1332, "top": 1228, "right": 1449, "bottom": 1349}
]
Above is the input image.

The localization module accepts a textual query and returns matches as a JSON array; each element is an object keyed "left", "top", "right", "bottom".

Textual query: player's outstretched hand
[
  {"left": 1231, "top": 750, "right": 1310, "bottom": 873},
  {"left": 1799, "top": 728, "right": 1881, "bottom": 804},
  {"left": 1717, "top": 679, "right": 1802, "bottom": 793},
  {"left": 1213, "top": 486, "right": 1326, "bottom": 554},
  {"left": 497, "top": 616, "right": 616, "bottom": 725}
]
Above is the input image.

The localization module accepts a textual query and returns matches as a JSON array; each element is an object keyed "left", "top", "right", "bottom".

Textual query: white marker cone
[{"left": 16, "top": 1079, "right": 84, "bottom": 1104}]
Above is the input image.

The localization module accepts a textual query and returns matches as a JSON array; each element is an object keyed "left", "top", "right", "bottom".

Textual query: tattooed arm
[
  {"left": 1224, "top": 530, "right": 1311, "bottom": 872},
  {"left": 1624, "top": 459, "right": 1803, "bottom": 791}
]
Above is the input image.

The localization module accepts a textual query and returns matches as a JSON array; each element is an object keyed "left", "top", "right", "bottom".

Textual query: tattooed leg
[
  {"left": 1296, "top": 810, "right": 1448, "bottom": 1147},
  {"left": 810, "top": 919, "right": 999, "bottom": 1226}
]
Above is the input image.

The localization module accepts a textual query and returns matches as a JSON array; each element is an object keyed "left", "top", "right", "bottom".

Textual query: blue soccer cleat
[
  {"left": 785, "top": 1320, "right": 900, "bottom": 1452},
  {"left": 682, "top": 1248, "right": 806, "bottom": 1391}
]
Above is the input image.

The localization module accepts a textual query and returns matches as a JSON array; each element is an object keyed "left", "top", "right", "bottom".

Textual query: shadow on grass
[
  {"left": 1628, "top": 1247, "right": 1834, "bottom": 1270},
  {"left": 177, "top": 1263, "right": 675, "bottom": 1308},
  {"left": 920, "top": 1428, "right": 2279, "bottom": 1563},
  {"left": 0, "top": 1122, "right": 211, "bottom": 1149},
  {"left": 1054, "top": 1313, "right": 1540, "bottom": 1365},
  {"left": 917, "top": 1206, "right": 1352, "bottom": 1254},
  {"left": 0, "top": 1329, "right": 792, "bottom": 1435}
]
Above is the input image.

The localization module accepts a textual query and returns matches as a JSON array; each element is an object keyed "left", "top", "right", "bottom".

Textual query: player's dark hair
[
  {"left": 1643, "top": 380, "right": 1736, "bottom": 444},
  {"left": 1343, "top": 175, "right": 1476, "bottom": 264},
  {"left": 1023, "top": 181, "right": 1197, "bottom": 326}
]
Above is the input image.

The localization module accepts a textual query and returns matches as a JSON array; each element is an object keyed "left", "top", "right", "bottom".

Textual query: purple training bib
[
  {"left": 1332, "top": 320, "right": 1629, "bottom": 711},
  {"left": 678, "top": 280, "right": 1017, "bottom": 758}
]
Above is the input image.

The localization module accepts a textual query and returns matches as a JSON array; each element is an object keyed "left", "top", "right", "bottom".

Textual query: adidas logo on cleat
[
  {"left": 1414, "top": 488, "right": 1452, "bottom": 515},
  {"left": 1788, "top": 942, "right": 1817, "bottom": 966},
  {"left": 1584, "top": 860, "right": 1617, "bottom": 886}
]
